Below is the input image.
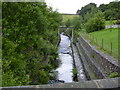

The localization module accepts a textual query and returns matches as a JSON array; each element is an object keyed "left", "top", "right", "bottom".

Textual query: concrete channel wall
[
  {"left": 72, "top": 44, "right": 87, "bottom": 81},
  {"left": 2, "top": 77, "right": 119, "bottom": 89},
  {"left": 75, "top": 34, "right": 120, "bottom": 80}
]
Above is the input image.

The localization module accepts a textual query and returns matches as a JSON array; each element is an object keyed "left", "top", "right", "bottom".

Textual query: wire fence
[{"left": 83, "top": 33, "right": 118, "bottom": 58}]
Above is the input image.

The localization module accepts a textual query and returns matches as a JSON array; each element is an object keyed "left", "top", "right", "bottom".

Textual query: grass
[
  {"left": 80, "top": 28, "right": 119, "bottom": 60},
  {"left": 62, "top": 14, "right": 79, "bottom": 23},
  {"left": 105, "top": 20, "right": 118, "bottom": 25}
]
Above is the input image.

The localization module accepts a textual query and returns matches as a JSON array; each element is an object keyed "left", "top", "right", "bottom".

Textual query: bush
[
  {"left": 2, "top": 2, "right": 62, "bottom": 86},
  {"left": 73, "top": 68, "right": 78, "bottom": 81},
  {"left": 109, "top": 72, "right": 119, "bottom": 78},
  {"left": 65, "top": 19, "right": 71, "bottom": 27},
  {"left": 115, "top": 20, "right": 120, "bottom": 25}
]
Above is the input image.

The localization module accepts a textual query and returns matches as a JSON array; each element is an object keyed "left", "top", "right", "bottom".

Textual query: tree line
[
  {"left": 65, "top": 1, "right": 120, "bottom": 34},
  {"left": 77, "top": 1, "right": 120, "bottom": 33},
  {"left": 63, "top": 1, "right": 119, "bottom": 43},
  {"left": 77, "top": 1, "right": 120, "bottom": 21},
  {"left": 2, "top": 2, "right": 62, "bottom": 86}
]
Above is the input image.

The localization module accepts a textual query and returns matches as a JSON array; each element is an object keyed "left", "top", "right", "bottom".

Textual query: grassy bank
[
  {"left": 62, "top": 14, "right": 79, "bottom": 23},
  {"left": 81, "top": 28, "right": 119, "bottom": 60},
  {"left": 105, "top": 20, "right": 118, "bottom": 25}
]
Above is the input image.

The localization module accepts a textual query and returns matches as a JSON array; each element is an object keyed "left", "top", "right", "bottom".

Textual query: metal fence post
[
  {"left": 102, "top": 39, "right": 104, "bottom": 49},
  {"left": 95, "top": 37, "right": 97, "bottom": 44},
  {"left": 111, "top": 42, "right": 112, "bottom": 54},
  {"left": 93, "top": 36, "right": 94, "bottom": 41}
]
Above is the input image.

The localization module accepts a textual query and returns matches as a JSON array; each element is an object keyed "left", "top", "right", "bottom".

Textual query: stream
[
  {"left": 48, "top": 33, "right": 87, "bottom": 84},
  {"left": 55, "top": 33, "right": 73, "bottom": 83}
]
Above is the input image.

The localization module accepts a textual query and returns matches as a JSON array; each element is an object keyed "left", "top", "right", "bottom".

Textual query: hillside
[{"left": 62, "top": 14, "right": 79, "bottom": 23}]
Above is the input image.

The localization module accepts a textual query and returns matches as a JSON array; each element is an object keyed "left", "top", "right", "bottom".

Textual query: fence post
[
  {"left": 72, "top": 28, "right": 74, "bottom": 43},
  {"left": 111, "top": 42, "right": 112, "bottom": 54},
  {"left": 96, "top": 37, "right": 97, "bottom": 44},
  {"left": 102, "top": 39, "right": 104, "bottom": 49},
  {"left": 90, "top": 34, "right": 92, "bottom": 40},
  {"left": 93, "top": 36, "right": 94, "bottom": 41}
]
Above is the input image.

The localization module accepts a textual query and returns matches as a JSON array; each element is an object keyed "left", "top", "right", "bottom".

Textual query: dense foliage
[
  {"left": 64, "top": 16, "right": 82, "bottom": 42},
  {"left": 65, "top": 19, "right": 71, "bottom": 27},
  {"left": 76, "top": 1, "right": 120, "bottom": 32},
  {"left": 71, "top": 16, "right": 82, "bottom": 28},
  {"left": 77, "top": 3, "right": 97, "bottom": 22},
  {"left": 77, "top": 1, "right": 120, "bottom": 21},
  {"left": 2, "top": 2, "right": 62, "bottom": 86},
  {"left": 99, "top": 1, "right": 120, "bottom": 20},
  {"left": 85, "top": 11, "right": 105, "bottom": 33},
  {"left": 71, "top": 16, "right": 82, "bottom": 42}
]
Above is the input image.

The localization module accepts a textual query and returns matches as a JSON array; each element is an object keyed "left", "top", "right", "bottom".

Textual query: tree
[
  {"left": 84, "top": 7, "right": 99, "bottom": 23},
  {"left": 99, "top": 4, "right": 109, "bottom": 12},
  {"left": 85, "top": 11, "right": 105, "bottom": 33},
  {"left": 65, "top": 19, "right": 71, "bottom": 27},
  {"left": 71, "top": 16, "right": 82, "bottom": 28},
  {"left": 2, "top": 2, "right": 62, "bottom": 86},
  {"left": 77, "top": 3, "right": 97, "bottom": 22},
  {"left": 99, "top": 1, "right": 120, "bottom": 20}
]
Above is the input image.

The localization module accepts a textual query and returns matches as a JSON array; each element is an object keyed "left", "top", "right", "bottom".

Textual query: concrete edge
[{"left": 2, "top": 77, "right": 120, "bottom": 88}]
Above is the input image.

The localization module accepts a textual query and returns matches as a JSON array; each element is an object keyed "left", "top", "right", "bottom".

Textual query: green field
[
  {"left": 81, "top": 28, "right": 119, "bottom": 60},
  {"left": 62, "top": 14, "right": 79, "bottom": 23}
]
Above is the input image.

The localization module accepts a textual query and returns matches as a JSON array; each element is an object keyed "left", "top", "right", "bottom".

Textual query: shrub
[
  {"left": 73, "top": 68, "right": 78, "bottom": 81},
  {"left": 2, "top": 2, "right": 62, "bottom": 86},
  {"left": 115, "top": 20, "right": 120, "bottom": 25},
  {"left": 65, "top": 19, "right": 71, "bottom": 27},
  {"left": 109, "top": 72, "right": 119, "bottom": 78}
]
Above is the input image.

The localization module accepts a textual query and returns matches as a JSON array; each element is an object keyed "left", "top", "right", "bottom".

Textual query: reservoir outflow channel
[
  {"left": 55, "top": 32, "right": 86, "bottom": 83},
  {"left": 56, "top": 33, "right": 73, "bottom": 82}
]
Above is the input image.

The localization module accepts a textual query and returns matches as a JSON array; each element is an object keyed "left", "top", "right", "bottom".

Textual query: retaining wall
[
  {"left": 2, "top": 77, "right": 119, "bottom": 89},
  {"left": 76, "top": 34, "right": 120, "bottom": 80}
]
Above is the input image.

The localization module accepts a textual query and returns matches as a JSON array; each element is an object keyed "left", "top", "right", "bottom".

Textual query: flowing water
[{"left": 55, "top": 33, "right": 73, "bottom": 83}]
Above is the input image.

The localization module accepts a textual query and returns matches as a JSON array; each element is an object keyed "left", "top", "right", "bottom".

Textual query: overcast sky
[{"left": 45, "top": 0, "right": 119, "bottom": 14}]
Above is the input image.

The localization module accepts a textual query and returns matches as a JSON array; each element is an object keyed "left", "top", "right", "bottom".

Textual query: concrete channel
[
  {"left": 2, "top": 30, "right": 120, "bottom": 89},
  {"left": 72, "top": 34, "right": 120, "bottom": 81}
]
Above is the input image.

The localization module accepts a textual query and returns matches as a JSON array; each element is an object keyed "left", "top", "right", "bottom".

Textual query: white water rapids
[{"left": 56, "top": 34, "right": 73, "bottom": 83}]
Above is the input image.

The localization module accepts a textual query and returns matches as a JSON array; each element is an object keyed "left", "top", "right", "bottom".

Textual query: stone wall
[
  {"left": 77, "top": 38, "right": 107, "bottom": 79},
  {"left": 76, "top": 34, "right": 120, "bottom": 80}
]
